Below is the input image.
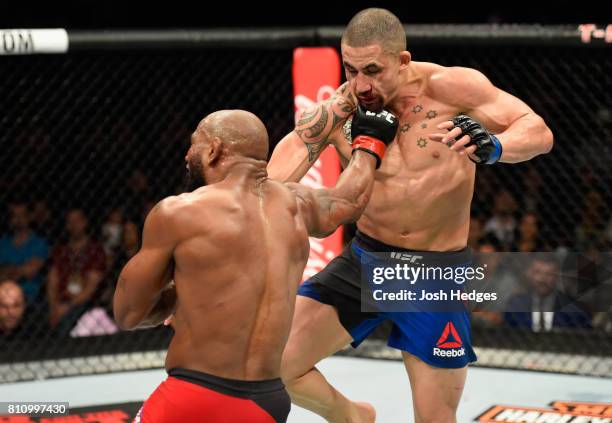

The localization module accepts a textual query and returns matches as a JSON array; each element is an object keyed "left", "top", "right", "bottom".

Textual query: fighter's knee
[{"left": 280, "top": 343, "right": 303, "bottom": 382}]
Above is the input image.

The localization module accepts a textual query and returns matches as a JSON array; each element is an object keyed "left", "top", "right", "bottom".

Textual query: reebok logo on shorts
[{"left": 433, "top": 322, "right": 466, "bottom": 358}]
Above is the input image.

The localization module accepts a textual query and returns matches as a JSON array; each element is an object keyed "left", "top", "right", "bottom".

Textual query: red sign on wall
[{"left": 292, "top": 47, "right": 343, "bottom": 280}]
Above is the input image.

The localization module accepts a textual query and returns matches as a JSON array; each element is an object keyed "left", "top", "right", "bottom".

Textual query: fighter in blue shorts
[
  {"left": 268, "top": 8, "right": 553, "bottom": 423},
  {"left": 299, "top": 230, "right": 477, "bottom": 369}
]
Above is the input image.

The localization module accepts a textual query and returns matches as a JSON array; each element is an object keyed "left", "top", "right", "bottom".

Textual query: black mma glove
[
  {"left": 452, "top": 115, "right": 502, "bottom": 165},
  {"left": 350, "top": 105, "right": 398, "bottom": 168}
]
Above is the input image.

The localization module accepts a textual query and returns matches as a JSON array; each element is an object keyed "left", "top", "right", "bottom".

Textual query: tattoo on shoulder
[
  {"left": 305, "top": 140, "right": 327, "bottom": 163},
  {"left": 296, "top": 106, "right": 329, "bottom": 141},
  {"left": 347, "top": 91, "right": 355, "bottom": 105},
  {"left": 331, "top": 98, "right": 353, "bottom": 129},
  {"left": 297, "top": 105, "right": 319, "bottom": 127}
]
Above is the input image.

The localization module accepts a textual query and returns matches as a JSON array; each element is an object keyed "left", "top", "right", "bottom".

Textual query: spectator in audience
[
  {"left": 504, "top": 255, "right": 592, "bottom": 331},
  {"left": 106, "top": 221, "right": 141, "bottom": 297},
  {"left": 70, "top": 220, "right": 141, "bottom": 338},
  {"left": 484, "top": 190, "right": 518, "bottom": 250},
  {"left": 0, "top": 280, "right": 27, "bottom": 340},
  {"left": 101, "top": 208, "right": 124, "bottom": 259},
  {"left": 0, "top": 202, "right": 49, "bottom": 303},
  {"left": 514, "top": 212, "right": 542, "bottom": 252},
  {"left": 471, "top": 236, "right": 514, "bottom": 327},
  {"left": 31, "top": 200, "right": 56, "bottom": 240},
  {"left": 576, "top": 190, "right": 606, "bottom": 251},
  {"left": 47, "top": 208, "right": 106, "bottom": 335}
]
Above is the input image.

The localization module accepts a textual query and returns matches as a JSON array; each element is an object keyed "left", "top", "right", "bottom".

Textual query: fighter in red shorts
[{"left": 113, "top": 108, "right": 397, "bottom": 422}]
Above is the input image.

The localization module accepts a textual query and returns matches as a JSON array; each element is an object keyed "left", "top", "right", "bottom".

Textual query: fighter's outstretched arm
[
  {"left": 113, "top": 199, "right": 178, "bottom": 330},
  {"left": 428, "top": 67, "right": 553, "bottom": 163},
  {"left": 287, "top": 151, "right": 377, "bottom": 238},
  {"left": 267, "top": 83, "right": 355, "bottom": 182},
  {"left": 287, "top": 105, "right": 398, "bottom": 238}
]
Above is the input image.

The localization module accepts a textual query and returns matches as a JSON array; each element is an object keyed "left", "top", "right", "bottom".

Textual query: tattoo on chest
[
  {"left": 412, "top": 104, "right": 423, "bottom": 114},
  {"left": 426, "top": 110, "right": 438, "bottom": 119},
  {"left": 416, "top": 137, "right": 428, "bottom": 148},
  {"left": 342, "top": 117, "right": 353, "bottom": 145},
  {"left": 400, "top": 123, "right": 411, "bottom": 133}
]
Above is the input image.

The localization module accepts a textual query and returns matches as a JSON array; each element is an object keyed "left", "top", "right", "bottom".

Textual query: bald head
[
  {"left": 342, "top": 8, "right": 406, "bottom": 55},
  {"left": 199, "top": 110, "right": 269, "bottom": 161},
  {"left": 0, "top": 280, "right": 22, "bottom": 299},
  {"left": 0, "top": 280, "right": 25, "bottom": 333}
]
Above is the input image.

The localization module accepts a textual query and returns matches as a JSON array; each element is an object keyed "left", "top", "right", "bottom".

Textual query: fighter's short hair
[{"left": 342, "top": 8, "right": 406, "bottom": 55}]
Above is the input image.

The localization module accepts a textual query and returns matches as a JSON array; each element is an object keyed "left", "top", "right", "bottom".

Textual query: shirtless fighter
[
  {"left": 113, "top": 108, "right": 398, "bottom": 422},
  {"left": 268, "top": 8, "right": 553, "bottom": 423}
]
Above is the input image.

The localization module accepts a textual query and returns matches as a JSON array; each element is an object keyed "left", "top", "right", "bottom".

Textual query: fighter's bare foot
[
  {"left": 354, "top": 402, "right": 376, "bottom": 422},
  {"left": 327, "top": 401, "right": 376, "bottom": 423}
]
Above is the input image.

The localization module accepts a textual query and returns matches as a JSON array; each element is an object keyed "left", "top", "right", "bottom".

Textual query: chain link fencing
[{"left": 1, "top": 27, "right": 611, "bottom": 382}]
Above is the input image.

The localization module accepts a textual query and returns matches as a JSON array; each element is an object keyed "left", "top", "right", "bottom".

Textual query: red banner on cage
[{"left": 292, "top": 47, "right": 342, "bottom": 281}]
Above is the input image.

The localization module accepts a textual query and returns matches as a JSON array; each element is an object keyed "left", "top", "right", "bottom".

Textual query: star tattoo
[
  {"left": 417, "top": 138, "right": 428, "bottom": 148},
  {"left": 412, "top": 105, "right": 423, "bottom": 114},
  {"left": 426, "top": 110, "right": 438, "bottom": 119},
  {"left": 400, "top": 123, "right": 411, "bottom": 133},
  {"left": 421, "top": 123, "right": 427, "bottom": 129}
]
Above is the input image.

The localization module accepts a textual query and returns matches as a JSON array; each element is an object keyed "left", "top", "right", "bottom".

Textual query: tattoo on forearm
[{"left": 305, "top": 140, "right": 327, "bottom": 163}]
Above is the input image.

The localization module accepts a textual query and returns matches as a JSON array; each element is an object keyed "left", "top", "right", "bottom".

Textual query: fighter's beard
[
  {"left": 359, "top": 98, "right": 384, "bottom": 113},
  {"left": 184, "top": 161, "right": 206, "bottom": 192}
]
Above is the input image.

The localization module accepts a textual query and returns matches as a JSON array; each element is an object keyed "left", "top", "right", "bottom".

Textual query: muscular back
[{"left": 166, "top": 178, "right": 310, "bottom": 380}]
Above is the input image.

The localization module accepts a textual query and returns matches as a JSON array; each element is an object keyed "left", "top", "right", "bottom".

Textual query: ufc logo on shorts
[
  {"left": 365, "top": 110, "right": 396, "bottom": 124},
  {"left": 389, "top": 252, "right": 423, "bottom": 263}
]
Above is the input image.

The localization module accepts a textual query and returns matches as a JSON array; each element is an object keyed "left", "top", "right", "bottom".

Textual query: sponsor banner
[
  {"left": 476, "top": 400, "right": 612, "bottom": 422},
  {"left": 292, "top": 47, "right": 342, "bottom": 281}
]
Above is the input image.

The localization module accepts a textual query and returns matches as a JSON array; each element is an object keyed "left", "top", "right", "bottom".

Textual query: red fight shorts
[{"left": 134, "top": 367, "right": 290, "bottom": 423}]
